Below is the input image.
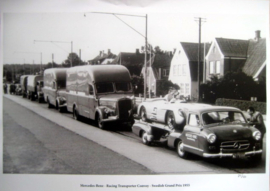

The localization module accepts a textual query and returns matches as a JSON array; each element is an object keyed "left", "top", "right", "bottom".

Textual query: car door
[{"left": 182, "top": 113, "right": 201, "bottom": 153}]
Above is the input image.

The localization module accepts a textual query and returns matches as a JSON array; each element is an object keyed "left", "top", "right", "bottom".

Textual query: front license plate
[{"left": 233, "top": 152, "right": 245, "bottom": 158}]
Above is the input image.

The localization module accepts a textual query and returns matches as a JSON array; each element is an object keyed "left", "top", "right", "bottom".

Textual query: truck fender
[{"left": 95, "top": 107, "right": 105, "bottom": 121}]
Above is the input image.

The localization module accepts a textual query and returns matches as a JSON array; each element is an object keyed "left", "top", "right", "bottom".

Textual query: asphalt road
[{"left": 3, "top": 94, "right": 266, "bottom": 174}]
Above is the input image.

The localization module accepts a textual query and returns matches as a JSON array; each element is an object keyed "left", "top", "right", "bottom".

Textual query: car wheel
[
  {"left": 166, "top": 111, "right": 176, "bottom": 130},
  {"left": 47, "top": 98, "right": 53, "bottom": 108},
  {"left": 140, "top": 106, "right": 147, "bottom": 122},
  {"left": 177, "top": 140, "right": 188, "bottom": 158},
  {"left": 142, "top": 131, "right": 151, "bottom": 146},
  {"left": 96, "top": 113, "right": 106, "bottom": 130}
]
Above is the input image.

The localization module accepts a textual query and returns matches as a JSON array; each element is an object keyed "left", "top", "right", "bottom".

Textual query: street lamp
[
  {"left": 85, "top": 12, "right": 148, "bottom": 100},
  {"left": 34, "top": 40, "right": 73, "bottom": 67}
]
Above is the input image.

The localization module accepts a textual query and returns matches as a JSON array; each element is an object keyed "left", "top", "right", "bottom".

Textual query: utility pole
[
  {"left": 195, "top": 17, "right": 206, "bottom": 102},
  {"left": 52, "top": 54, "right": 54, "bottom": 68}
]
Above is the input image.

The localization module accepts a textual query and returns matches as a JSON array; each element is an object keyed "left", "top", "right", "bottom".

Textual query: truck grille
[
  {"left": 117, "top": 99, "right": 132, "bottom": 119},
  {"left": 220, "top": 140, "right": 250, "bottom": 151}
]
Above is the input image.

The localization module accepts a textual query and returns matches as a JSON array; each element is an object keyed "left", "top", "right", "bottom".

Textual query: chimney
[
  {"left": 255, "top": 30, "right": 261, "bottom": 41},
  {"left": 108, "top": 49, "right": 111, "bottom": 55},
  {"left": 99, "top": 51, "right": 102, "bottom": 56}
]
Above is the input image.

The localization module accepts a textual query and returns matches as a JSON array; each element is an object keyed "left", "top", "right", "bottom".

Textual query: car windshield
[
  {"left": 202, "top": 111, "right": 246, "bottom": 125},
  {"left": 115, "top": 82, "right": 132, "bottom": 93},
  {"left": 96, "top": 83, "right": 114, "bottom": 94}
]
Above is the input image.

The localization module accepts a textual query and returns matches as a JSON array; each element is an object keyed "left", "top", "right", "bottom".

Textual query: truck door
[
  {"left": 88, "top": 85, "right": 96, "bottom": 119},
  {"left": 182, "top": 113, "right": 201, "bottom": 154}
]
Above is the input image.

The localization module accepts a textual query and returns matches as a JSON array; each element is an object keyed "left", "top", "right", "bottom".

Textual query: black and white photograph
[{"left": 1, "top": 0, "right": 269, "bottom": 190}]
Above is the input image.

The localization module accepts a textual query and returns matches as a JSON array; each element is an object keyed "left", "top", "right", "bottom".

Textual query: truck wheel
[
  {"left": 140, "top": 106, "right": 147, "bottom": 122},
  {"left": 38, "top": 96, "right": 42, "bottom": 103},
  {"left": 31, "top": 94, "right": 35, "bottom": 101},
  {"left": 176, "top": 140, "right": 188, "bottom": 159},
  {"left": 142, "top": 131, "right": 151, "bottom": 146},
  {"left": 73, "top": 107, "right": 80, "bottom": 121},
  {"left": 96, "top": 114, "right": 106, "bottom": 130},
  {"left": 166, "top": 111, "right": 176, "bottom": 130},
  {"left": 249, "top": 154, "right": 262, "bottom": 164}
]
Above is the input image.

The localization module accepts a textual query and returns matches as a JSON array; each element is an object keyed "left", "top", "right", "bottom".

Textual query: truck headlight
[
  {"left": 207, "top": 133, "right": 216, "bottom": 143},
  {"left": 253, "top": 131, "right": 261, "bottom": 141}
]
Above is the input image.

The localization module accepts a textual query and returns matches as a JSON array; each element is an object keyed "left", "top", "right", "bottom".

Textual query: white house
[{"left": 169, "top": 42, "right": 211, "bottom": 100}]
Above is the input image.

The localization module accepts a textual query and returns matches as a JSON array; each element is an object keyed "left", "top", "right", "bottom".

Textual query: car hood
[{"left": 207, "top": 124, "right": 253, "bottom": 141}]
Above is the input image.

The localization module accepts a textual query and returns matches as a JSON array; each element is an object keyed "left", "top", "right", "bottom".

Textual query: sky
[{"left": 2, "top": 0, "right": 269, "bottom": 66}]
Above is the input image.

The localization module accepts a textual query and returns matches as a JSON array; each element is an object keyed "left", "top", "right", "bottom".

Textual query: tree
[{"left": 62, "top": 53, "right": 83, "bottom": 67}]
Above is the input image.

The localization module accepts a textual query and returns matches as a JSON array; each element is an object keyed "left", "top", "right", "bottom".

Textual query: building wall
[
  {"left": 169, "top": 45, "right": 191, "bottom": 97},
  {"left": 205, "top": 41, "right": 224, "bottom": 81}
]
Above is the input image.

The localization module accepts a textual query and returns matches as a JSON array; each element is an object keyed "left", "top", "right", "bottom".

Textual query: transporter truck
[
  {"left": 27, "top": 75, "right": 43, "bottom": 101},
  {"left": 65, "top": 65, "right": 135, "bottom": 129},
  {"left": 42, "top": 68, "right": 67, "bottom": 111}
]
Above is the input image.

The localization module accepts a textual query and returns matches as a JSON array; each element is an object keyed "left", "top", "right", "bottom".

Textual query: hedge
[{"left": 215, "top": 98, "right": 266, "bottom": 114}]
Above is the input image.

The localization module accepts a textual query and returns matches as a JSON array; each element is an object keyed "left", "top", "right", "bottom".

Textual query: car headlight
[
  {"left": 253, "top": 131, "right": 261, "bottom": 141},
  {"left": 207, "top": 133, "right": 216, "bottom": 143}
]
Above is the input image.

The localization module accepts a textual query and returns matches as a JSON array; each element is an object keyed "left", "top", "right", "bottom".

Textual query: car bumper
[{"left": 202, "top": 149, "right": 262, "bottom": 158}]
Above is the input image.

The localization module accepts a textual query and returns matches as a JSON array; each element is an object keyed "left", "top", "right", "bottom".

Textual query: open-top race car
[{"left": 133, "top": 102, "right": 263, "bottom": 161}]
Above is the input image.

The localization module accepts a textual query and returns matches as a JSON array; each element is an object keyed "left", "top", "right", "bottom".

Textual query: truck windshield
[
  {"left": 202, "top": 111, "right": 246, "bottom": 125},
  {"left": 115, "top": 82, "right": 132, "bottom": 92},
  {"left": 96, "top": 83, "right": 114, "bottom": 93}
]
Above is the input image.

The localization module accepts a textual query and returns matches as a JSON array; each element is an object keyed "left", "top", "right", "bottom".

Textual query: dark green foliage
[{"left": 201, "top": 71, "right": 266, "bottom": 104}]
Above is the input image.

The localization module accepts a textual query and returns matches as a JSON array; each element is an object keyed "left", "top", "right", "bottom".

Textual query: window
[
  {"left": 189, "top": 114, "right": 200, "bottom": 126},
  {"left": 115, "top": 82, "right": 132, "bottom": 92},
  {"left": 163, "top": 69, "right": 169, "bottom": 77},
  {"left": 213, "top": 46, "right": 216, "bottom": 53},
  {"left": 216, "top": 61, "right": 221, "bottom": 74},
  {"left": 177, "top": 65, "right": 180, "bottom": 76},
  {"left": 185, "top": 83, "right": 189, "bottom": 94},
  {"left": 96, "top": 83, "right": 114, "bottom": 93},
  {"left": 89, "top": 85, "right": 94, "bottom": 95},
  {"left": 182, "top": 64, "right": 186, "bottom": 76},
  {"left": 180, "top": 83, "right": 184, "bottom": 94},
  {"left": 173, "top": 65, "right": 177, "bottom": 76},
  {"left": 210, "top": 61, "right": 214, "bottom": 74}
]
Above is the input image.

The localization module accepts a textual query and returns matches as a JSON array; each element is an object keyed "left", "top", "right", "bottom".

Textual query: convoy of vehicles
[
  {"left": 27, "top": 75, "right": 43, "bottom": 101},
  {"left": 133, "top": 102, "right": 263, "bottom": 161},
  {"left": 7, "top": 66, "right": 265, "bottom": 162},
  {"left": 64, "top": 65, "right": 135, "bottom": 129}
]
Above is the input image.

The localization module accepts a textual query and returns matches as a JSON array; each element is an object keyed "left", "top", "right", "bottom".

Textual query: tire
[
  {"left": 141, "top": 131, "right": 151, "bottom": 146},
  {"left": 166, "top": 111, "right": 176, "bottom": 130},
  {"left": 96, "top": 113, "right": 106, "bottom": 130},
  {"left": 73, "top": 107, "right": 80, "bottom": 121},
  {"left": 140, "top": 106, "right": 147, "bottom": 122},
  {"left": 176, "top": 140, "right": 188, "bottom": 159}
]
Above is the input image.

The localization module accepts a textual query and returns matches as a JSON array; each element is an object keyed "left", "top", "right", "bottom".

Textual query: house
[
  {"left": 205, "top": 30, "right": 266, "bottom": 82},
  {"left": 111, "top": 49, "right": 147, "bottom": 76},
  {"left": 141, "top": 52, "right": 173, "bottom": 97},
  {"left": 168, "top": 42, "right": 211, "bottom": 100},
  {"left": 242, "top": 31, "right": 266, "bottom": 81},
  {"left": 88, "top": 49, "right": 116, "bottom": 65}
]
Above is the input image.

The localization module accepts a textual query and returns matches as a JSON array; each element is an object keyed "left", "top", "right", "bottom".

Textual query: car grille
[
  {"left": 117, "top": 99, "right": 132, "bottom": 119},
  {"left": 220, "top": 140, "right": 250, "bottom": 151}
]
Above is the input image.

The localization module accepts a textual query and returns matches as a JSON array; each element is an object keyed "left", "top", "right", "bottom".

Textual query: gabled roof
[
  {"left": 89, "top": 51, "right": 116, "bottom": 64},
  {"left": 242, "top": 38, "right": 266, "bottom": 77},
  {"left": 180, "top": 42, "right": 211, "bottom": 61},
  {"left": 150, "top": 53, "right": 173, "bottom": 79},
  {"left": 215, "top": 38, "right": 249, "bottom": 58}
]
